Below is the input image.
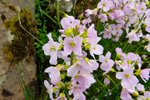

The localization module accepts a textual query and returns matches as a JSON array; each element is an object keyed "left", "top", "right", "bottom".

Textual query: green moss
[{"left": 3, "top": 9, "right": 37, "bottom": 65}]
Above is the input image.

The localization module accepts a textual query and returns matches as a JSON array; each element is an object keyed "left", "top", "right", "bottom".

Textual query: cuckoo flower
[
  {"left": 84, "top": 58, "right": 99, "bottom": 72},
  {"left": 145, "top": 43, "right": 150, "bottom": 52},
  {"left": 116, "top": 67, "right": 139, "bottom": 89},
  {"left": 87, "top": 24, "right": 97, "bottom": 42},
  {"left": 67, "top": 60, "right": 91, "bottom": 77},
  {"left": 140, "top": 69, "right": 150, "bottom": 82},
  {"left": 104, "top": 78, "right": 110, "bottom": 86},
  {"left": 138, "top": 91, "right": 150, "bottom": 100},
  {"left": 72, "top": 73, "right": 96, "bottom": 88},
  {"left": 111, "top": 24, "right": 123, "bottom": 35},
  {"left": 99, "top": 51, "right": 114, "bottom": 75},
  {"left": 98, "top": 14, "right": 108, "bottom": 22},
  {"left": 103, "top": 30, "right": 112, "bottom": 39},
  {"left": 44, "top": 80, "right": 54, "bottom": 100},
  {"left": 42, "top": 33, "right": 60, "bottom": 65},
  {"left": 56, "top": 96, "right": 67, "bottom": 100},
  {"left": 60, "top": 16, "right": 80, "bottom": 30},
  {"left": 89, "top": 37, "right": 104, "bottom": 58},
  {"left": 73, "top": 93, "right": 86, "bottom": 100},
  {"left": 63, "top": 36, "right": 82, "bottom": 56},
  {"left": 45, "top": 65, "right": 62, "bottom": 84},
  {"left": 136, "top": 83, "right": 145, "bottom": 92},
  {"left": 69, "top": 84, "right": 86, "bottom": 96},
  {"left": 126, "top": 30, "right": 140, "bottom": 43},
  {"left": 120, "top": 89, "right": 133, "bottom": 100},
  {"left": 97, "top": 0, "right": 114, "bottom": 12}
]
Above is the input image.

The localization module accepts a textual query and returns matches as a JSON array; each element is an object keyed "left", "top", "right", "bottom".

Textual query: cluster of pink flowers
[
  {"left": 42, "top": 0, "right": 150, "bottom": 100},
  {"left": 43, "top": 15, "right": 105, "bottom": 100},
  {"left": 115, "top": 47, "right": 150, "bottom": 99}
]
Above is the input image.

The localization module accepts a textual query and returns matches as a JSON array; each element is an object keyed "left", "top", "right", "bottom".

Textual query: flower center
[
  {"left": 70, "top": 41, "right": 76, "bottom": 47},
  {"left": 93, "top": 46, "right": 96, "bottom": 50},
  {"left": 141, "top": 7, "right": 144, "bottom": 10},
  {"left": 125, "top": 74, "right": 130, "bottom": 78},
  {"left": 116, "top": 27, "right": 118, "bottom": 30},
  {"left": 103, "top": 3, "right": 106, "bottom": 6},
  {"left": 75, "top": 75, "right": 79, "bottom": 79},
  {"left": 146, "top": 98, "right": 150, "bottom": 100},
  {"left": 50, "top": 46, "right": 56, "bottom": 51},
  {"left": 105, "top": 59, "right": 108, "bottom": 63}
]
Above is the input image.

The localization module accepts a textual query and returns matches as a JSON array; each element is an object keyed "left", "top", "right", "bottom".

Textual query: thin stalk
[
  {"left": 56, "top": 0, "right": 61, "bottom": 29},
  {"left": 17, "top": 13, "right": 44, "bottom": 45},
  {"left": 71, "top": 52, "right": 74, "bottom": 65},
  {"left": 40, "top": 10, "right": 58, "bottom": 25},
  {"left": 134, "top": 13, "right": 145, "bottom": 30}
]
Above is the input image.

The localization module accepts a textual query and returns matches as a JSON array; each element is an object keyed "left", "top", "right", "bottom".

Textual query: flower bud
[
  {"left": 82, "top": 38, "right": 88, "bottom": 44},
  {"left": 58, "top": 44, "right": 63, "bottom": 51},
  {"left": 133, "top": 91, "right": 139, "bottom": 96},
  {"left": 85, "top": 44, "right": 91, "bottom": 50}
]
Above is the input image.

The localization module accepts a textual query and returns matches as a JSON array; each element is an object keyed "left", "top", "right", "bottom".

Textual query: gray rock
[{"left": 0, "top": 0, "right": 36, "bottom": 100}]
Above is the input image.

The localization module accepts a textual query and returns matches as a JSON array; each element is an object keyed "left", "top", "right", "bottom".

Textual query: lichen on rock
[{"left": 3, "top": 9, "right": 37, "bottom": 65}]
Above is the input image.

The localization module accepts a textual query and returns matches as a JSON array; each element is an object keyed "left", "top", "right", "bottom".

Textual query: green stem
[
  {"left": 56, "top": 0, "right": 61, "bottom": 29},
  {"left": 71, "top": 52, "right": 74, "bottom": 65},
  {"left": 134, "top": 13, "right": 145, "bottom": 30},
  {"left": 123, "top": 40, "right": 129, "bottom": 51},
  {"left": 138, "top": 95, "right": 145, "bottom": 100}
]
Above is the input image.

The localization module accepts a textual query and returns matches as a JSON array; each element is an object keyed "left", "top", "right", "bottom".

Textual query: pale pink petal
[
  {"left": 50, "top": 53, "right": 57, "bottom": 65},
  {"left": 67, "top": 64, "right": 79, "bottom": 77},
  {"left": 106, "top": 51, "right": 111, "bottom": 59},
  {"left": 116, "top": 72, "right": 124, "bottom": 79},
  {"left": 99, "top": 55, "right": 105, "bottom": 62},
  {"left": 44, "top": 80, "right": 51, "bottom": 89}
]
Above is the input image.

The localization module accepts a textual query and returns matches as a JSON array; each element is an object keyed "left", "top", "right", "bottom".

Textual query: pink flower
[
  {"left": 99, "top": 52, "right": 114, "bottom": 75},
  {"left": 98, "top": 14, "right": 108, "bottom": 22},
  {"left": 67, "top": 60, "right": 91, "bottom": 77},
  {"left": 42, "top": 33, "right": 60, "bottom": 65},
  {"left": 87, "top": 24, "right": 97, "bottom": 42},
  {"left": 89, "top": 37, "right": 104, "bottom": 58},
  {"left": 126, "top": 30, "right": 140, "bottom": 43},
  {"left": 144, "top": 34, "right": 150, "bottom": 41},
  {"left": 145, "top": 43, "right": 150, "bottom": 52},
  {"left": 140, "top": 69, "right": 150, "bottom": 82},
  {"left": 72, "top": 73, "right": 96, "bottom": 88},
  {"left": 45, "top": 66, "right": 61, "bottom": 84},
  {"left": 120, "top": 89, "right": 133, "bottom": 100},
  {"left": 84, "top": 58, "right": 99, "bottom": 72},
  {"left": 116, "top": 67, "right": 139, "bottom": 89},
  {"left": 73, "top": 93, "right": 86, "bottom": 100},
  {"left": 104, "top": 78, "right": 110, "bottom": 86},
  {"left": 136, "top": 2, "right": 147, "bottom": 13},
  {"left": 61, "top": 16, "right": 80, "bottom": 30},
  {"left": 113, "top": 10, "right": 125, "bottom": 19},
  {"left": 145, "top": 9, "right": 150, "bottom": 18},
  {"left": 103, "top": 30, "right": 112, "bottom": 39},
  {"left": 136, "top": 83, "right": 145, "bottom": 92},
  {"left": 111, "top": 24, "right": 123, "bottom": 35},
  {"left": 138, "top": 91, "right": 150, "bottom": 100},
  {"left": 63, "top": 36, "right": 83, "bottom": 56},
  {"left": 97, "top": 0, "right": 114, "bottom": 12},
  {"left": 56, "top": 96, "right": 67, "bottom": 100},
  {"left": 85, "top": 9, "right": 93, "bottom": 17},
  {"left": 44, "top": 80, "right": 54, "bottom": 100},
  {"left": 69, "top": 84, "right": 86, "bottom": 96}
]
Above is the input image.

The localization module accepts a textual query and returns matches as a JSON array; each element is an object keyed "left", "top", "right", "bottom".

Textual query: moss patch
[{"left": 3, "top": 9, "right": 37, "bottom": 65}]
